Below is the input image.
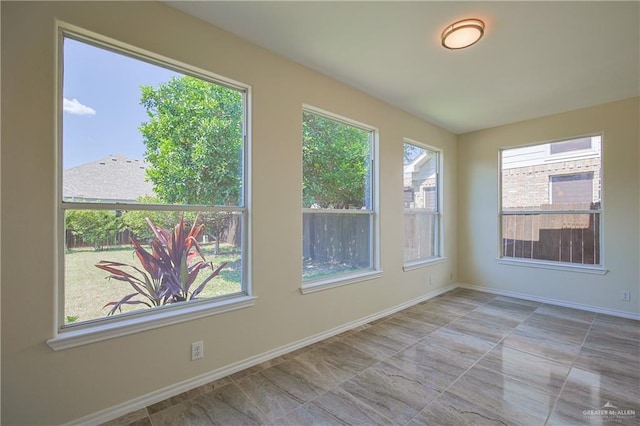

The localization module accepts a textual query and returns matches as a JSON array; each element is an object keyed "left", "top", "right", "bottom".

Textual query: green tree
[
  {"left": 66, "top": 210, "right": 122, "bottom": 251},
  {"left": 139, "top": 76, "right": 243, "bottom": 253},
  {"left": 139, "top": 76, "right": 244, "bottom": 206},
  {"left": 120, "top": 196, "right": 184, "bottom": 243},
  {"left": 302, "top": 112, "right": 371, "bottom": 208}
]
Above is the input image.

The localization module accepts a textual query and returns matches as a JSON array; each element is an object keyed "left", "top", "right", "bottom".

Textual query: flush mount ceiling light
[{"left": 441, "top": 18, "right": 485, "bottom": 50}]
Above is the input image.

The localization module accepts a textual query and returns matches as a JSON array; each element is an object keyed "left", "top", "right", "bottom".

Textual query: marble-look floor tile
[
  {"left": 235, "top": 370, "right": 303, "bottom": 421},
  {"left": 446, "top": 365, "right": 556, "bottom": 425},
  {"left": 422, "top": 327, "right": 495, "bottom": 366},
  {"left": 547, "top": 367, "right": 640, "bottom": 425},
  {"left": 277, "top": 388, "right": 395, "bottom": 426},
  {"left": 149, "top": 382, "right": 269, "bottom": 426},
  {"left": 384, "top": 314, "right": 441, "bottom": 339},
  {"left": 424, "top": 297, "right": 479, "bottom": 316},
  {"left": 256, "top": 358, "right": 330, "bottom": 404},
  {"left": 446, "top": 288, "right": 497, "bottom": 304},
  {"left": 310, "top": 340, "right": 377, "bottom": 376},
  {"left": 341, "top": 327, "right": 410, "bottom": 360},
  {"left": 442, "top": 311, "right": 517, "bottom": 344},
  {"left": 388, "top": 341, "right": 469, "bottom": 391},
  {"left": 492, "top": 295, "right": 541, "bottom": 309},
  {"left": 477, "top": 344, "right": 570, "bottom": 395},
  {"left": 594, "top": 313, "right": 640, "bottom": 331},
  {"left": 590, "top": 316, "right": 640, "bottom": 343},
  {"left": 400, "top": 305, "right": 461, "bottom": 326},
  {"left": 478, "top": 297, "right": 539, "bottom": 322},
  {"left": 229, "top": 357, "right": 287, "bottom": 382},
  {"left": 341, "top": 360, "right": 440, "bottom": 424},
  {"left": 409, "top": 391, "right": 514, "bottom": 426},
  {"left": 127, "top": 418, "right": 152, "bottom": 426},
  {"left": 574, "top": 346, "right": 640, "bottom": 387},
  {"left": 147, "top": 377, "right": 233, "bottom": 414},
  {"left": 258, "top": 341, "right": 372, "bottom": 404},
  {"left": 281, "top": 341, "right": 324, "bottom": 361},
  {"left": 361, "top": 320, "right": 421, "bottom": 349},
  {"left": 525, "top": 311, "right": 593, "bottom": 335},
  {"left": 533, "top": 304, "right": 596, "bottom": 325},
  {"left": 322, "top": 324, "right": 371, "bottom": 346},
  {"left": 583, "top": 326, "right": 640, "bottom": 358},
  {"left": 100, "top": 408, "right": 149, "bottom": 426},
  {"left": 502, "top": 326, "right": 581, "bottom": 365},
  {"left": 438, "top": 293, "right": 494, "bottom": 308},
  {"left": 133, "top": 290, "right": 639, "bottom": 426}
]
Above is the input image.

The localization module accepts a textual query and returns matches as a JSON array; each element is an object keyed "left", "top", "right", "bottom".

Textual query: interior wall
[
  {"left": 0, "top": 2, "right": 457, "bottom": 424},
  {"left": 458, "top": 97, "right": 640, "bottom": 315}
]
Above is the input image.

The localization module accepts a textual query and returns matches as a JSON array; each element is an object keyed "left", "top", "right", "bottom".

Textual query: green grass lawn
[{"left": 64, "top": 243, "right": 241, "bottom": 325}]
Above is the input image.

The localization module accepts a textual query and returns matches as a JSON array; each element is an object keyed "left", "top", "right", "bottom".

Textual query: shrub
[
  {"left": 96, "top": 215, "right": 227, "bottom": 316},
  {"left": 66, "top": 210, "right": 122, "bottom": 251}
]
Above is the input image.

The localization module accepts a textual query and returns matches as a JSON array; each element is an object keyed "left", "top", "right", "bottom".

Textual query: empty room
[{"left": 1, "top": 1, "right": 638, "bottom": 425}]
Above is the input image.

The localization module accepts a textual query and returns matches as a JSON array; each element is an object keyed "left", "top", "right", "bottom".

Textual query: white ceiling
[{"left": 167, "top": 1, "right": 640, "bottom": 134}]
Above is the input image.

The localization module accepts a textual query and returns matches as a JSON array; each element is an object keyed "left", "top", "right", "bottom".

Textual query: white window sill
[
  {"left": 301, "top": 270, "right": 383, "bottom": 294},
  {"left": 47, "top": 295, "right": 257, "bottom": 351},
  {"left": 403, "top": 257, "right": 447, "bottom": 272},
  {"left": 497, "top": 258, "right": 607, "bottom": 275}
]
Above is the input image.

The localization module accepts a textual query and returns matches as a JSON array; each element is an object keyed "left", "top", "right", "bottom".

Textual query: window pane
[
  {"left": 403, "top": 145, "right": 438, "bottom": 211},
  {"left": 501, "top": 213, "right": 600, "bottom": 265},
  {"left": 403, "top": 142, "right": 440, "bottom": 263},
  {"left": 550, "top": 137, "right": 591, "bottom": 154},
  {"left": 302, "top": 111, "right": 371, "bottom": 209},
  {"left": 501, "top": 136, "right": 601, "bottom": 212},
  {"left": 61, "top": 35, "right": 247, "bottom": 327},
  {"left": 302, "top": 109, "right": 375, "bottom": 283},
  {"left": 62, "top": 37, "right": 244, "bottom": 207},
  {"left": 501, "top": 135, "right": 602, "bottom": 266},
  {"left": 404, "top": 211, "right": 438, "bottom": 261},
  {"left": 64, "top": 209, "right": 243, "bottom": 325},
  {"left": 302, "top": 212, "right": 372, "bottom": 280},
  {"left": 550, "top": 173, "right": 594, "bottom": 205}
]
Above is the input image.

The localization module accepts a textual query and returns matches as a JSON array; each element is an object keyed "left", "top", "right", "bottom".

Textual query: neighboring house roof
[{"left": 63, "top": 154, "right": 155, "bottom": 202}]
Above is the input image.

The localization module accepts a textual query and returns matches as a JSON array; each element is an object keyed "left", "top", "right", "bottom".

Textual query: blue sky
[{"left": 63, "top": 38, "right": 180, "bottom": 168}]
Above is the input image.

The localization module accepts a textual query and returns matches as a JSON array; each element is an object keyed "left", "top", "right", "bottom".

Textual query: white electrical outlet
[
  {"left": 622, "top": 290, "right": 631, "bottom": 302},
  {"left": 429, "top": 275, "right": 433, "bottom": 285},
  {"left": 449, "top": 272, "right": 454, "bottom": 282},
  {"left": 191, "top": 341, "right": 204, "bottom": 361}
]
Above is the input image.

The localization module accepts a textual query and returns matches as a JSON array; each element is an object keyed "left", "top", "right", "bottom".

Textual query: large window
[
  {"left": 58, "top": 31, "right": 249, "bottom": 333},
  {"left": 500, "top": 136, "right": 602, "bottom": 267},
  {"left": 302, "top": 108, "right": 378, "bottom": 289},
  {"left": 403, "top": 142, "right": 441, "bottom": 265}
]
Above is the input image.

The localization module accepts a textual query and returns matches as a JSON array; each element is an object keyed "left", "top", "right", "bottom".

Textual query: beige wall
[
  {"left": 1, "top": 2, "right": 457, "bottom": 424},
  {"left": 458, "top": 97, "right": 640, "bottom": 315}
]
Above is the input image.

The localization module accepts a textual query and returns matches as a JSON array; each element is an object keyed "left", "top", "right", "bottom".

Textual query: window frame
[
  {"left": 49, "top": 23, "right": 255, "bottom": 350},
  {"left": 497, "top": 134, "right": 606, "bottom": 274},
  {"left": 300, "top": 105, "right": 381, "bottom": 294},
  {"left": 402, "top": 140, "right": 445, "bottom": 271}
]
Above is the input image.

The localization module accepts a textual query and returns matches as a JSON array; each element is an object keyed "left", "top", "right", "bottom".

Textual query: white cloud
[{"left": 63, "top": 98, "right": 96, "bottom": 116}]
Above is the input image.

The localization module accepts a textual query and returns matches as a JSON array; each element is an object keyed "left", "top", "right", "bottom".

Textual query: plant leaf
[{"left": 191, "top": 262, "right": 228, "bottom": 299}]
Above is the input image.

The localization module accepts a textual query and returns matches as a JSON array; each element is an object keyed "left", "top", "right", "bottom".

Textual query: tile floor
[{"left": 103, "top": 289, "right": 640, "bottom": 425}]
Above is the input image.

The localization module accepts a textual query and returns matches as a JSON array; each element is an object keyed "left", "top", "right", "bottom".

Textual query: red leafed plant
[{"left": 96, "top": 215, "right": 227, "bottom": 316}]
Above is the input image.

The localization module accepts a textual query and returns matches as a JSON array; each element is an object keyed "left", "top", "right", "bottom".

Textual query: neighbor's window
[
  {"left": 302, "top": 108, "right": 377, "bottom": 286},
  {"left": 60, "top": 34, "right": 248, "bottom": 328},
  {"left": 500, "top": 135, "right": 602, "bottom": 266},
  {"left": 550, "top": 137, "right": 592, "bottom": 155},
  {"left": 403, "top": 142, "right": 441, "bottom": 264}
]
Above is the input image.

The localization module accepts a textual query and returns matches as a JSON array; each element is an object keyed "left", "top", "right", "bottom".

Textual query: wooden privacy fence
[
  {"left": 303, "top": 212, "right": 371, "bottom": 267},
  {"left": 67, "top": 215, "right": 241, "bottom": 250},
  {"left": 502, "top": 211, "right": 600, "bottom": 264},
  {"left": 403, "top": 210, "right": 437, "bottom": 261}
]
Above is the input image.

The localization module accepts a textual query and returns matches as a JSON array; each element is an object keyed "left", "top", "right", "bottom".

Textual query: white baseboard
[
  {"left": 67, "top": 284, "right": 457, "bottom": 426},
  {"left": 457, "top": 283, "right": 640, "bottom": 320}
]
